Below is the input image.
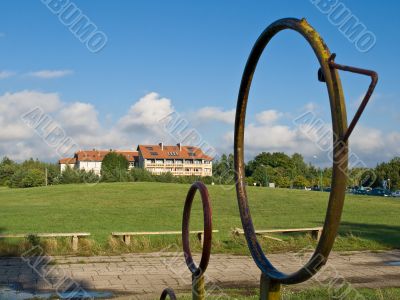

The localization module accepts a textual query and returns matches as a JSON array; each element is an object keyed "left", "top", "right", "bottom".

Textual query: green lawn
[
  {"left": 178, "top": 287, "right": 400, "bottom": 300},
  {"left": 0, "top": 182, "right": 399, "bottom": 255}
]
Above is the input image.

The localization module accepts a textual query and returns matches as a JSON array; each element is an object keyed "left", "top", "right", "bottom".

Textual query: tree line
[
  {"left": 212, "top": 152, "right": 400, "bottom": 190},
  {"left": 0, "top": 152, "right": 399, "bottom": 190}
]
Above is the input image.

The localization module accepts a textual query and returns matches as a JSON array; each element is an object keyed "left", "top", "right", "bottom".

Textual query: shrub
[
  {"left": 129, "top": 168, "right": 154, "bottom": 182},
  {"left": 9, "top": 168, "right": 45, "bottom": 188}
]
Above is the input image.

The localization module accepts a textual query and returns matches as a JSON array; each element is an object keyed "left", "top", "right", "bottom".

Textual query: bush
[
  {"left": 59, "top": 166, "right": 100, "bottom": 184},
  {"left": 59, "top": 166, "right": 81, "bottom": 184},
  {"left": 129, "top": 168, "right": 154, "bottom": 182},
  {"left": 9, "top": 168, "right": 45, "bottom": 188}
]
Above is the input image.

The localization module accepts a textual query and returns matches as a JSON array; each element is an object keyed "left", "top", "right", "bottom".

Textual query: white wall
[
  {"left": 60, "top": 163, "right": 75, "bottom": 172},
  {"left": 77, "top": 161, "right": 102, "bottom": 175}
]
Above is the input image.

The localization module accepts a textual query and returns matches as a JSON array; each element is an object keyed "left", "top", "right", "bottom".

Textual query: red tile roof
[
  {"left": 137, "top": 144, "right": 213, "bottom": 161},
  {"left": 73, "top": 150, "right": 138, "bottom": 162},
  {"left": 59, "top": 157, "right": 76, "bottom": 164}
]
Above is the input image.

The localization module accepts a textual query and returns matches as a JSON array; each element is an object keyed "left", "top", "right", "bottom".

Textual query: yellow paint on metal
[
  {"left": 192, "top": 274, "right": 205, "bottom": 300},
  {"left": 260, "top": 274, "right": 281, "bottom": 300}
]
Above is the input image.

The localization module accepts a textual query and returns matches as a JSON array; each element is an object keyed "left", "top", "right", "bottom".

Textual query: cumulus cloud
[
  {"left": 0, "top": 90, "right": 399, "bottom": 166},
  {"left": 27, "top": 70, "right": 73, "bottom": 79},
  {"left": 222, "top": 108, "right": 400, "bottom": 166},
  {"left": 255, "top": 110, "right": 282, "bottom": 124},
  {"left": 0, "top": 91, "right": 179, "bottom": 161},
  {"left": 0, "top": 71, "right": 15, "bottom": 79},
  {"left": 118, "top": 92, "right": 174, "bottom": 130},
  {"left": 195, "top": 106, "right": 235, "bottom": 124}
]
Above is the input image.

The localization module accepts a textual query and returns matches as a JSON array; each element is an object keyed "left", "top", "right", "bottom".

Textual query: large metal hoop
[
  {"left": 182, "top": 181, "right": 213, "bottom": 277},
  {"left": 234, "top": 18, "right": 349, "bottom": 285}
]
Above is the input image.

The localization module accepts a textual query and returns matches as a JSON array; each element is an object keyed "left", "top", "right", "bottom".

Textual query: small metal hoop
[
  {"left": 234, "top": 18, "right": 349, "bottom": 285},
  {"left": 182, "top": 181, "right": 213, "bottom": 276},
  {"left": 160, "top": 288, "right": 177, "bottom": 300}
]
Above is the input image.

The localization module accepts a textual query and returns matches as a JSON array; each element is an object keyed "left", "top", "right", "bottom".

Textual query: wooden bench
[
  {"left": 112, "top": 230, "right": 219, "bottom": 245},
  {"left": 233, "top": 227, "right": 323, "bottom": 241},
  {"left": 0, "top": 233, "right": 91, "bottom": 251}
]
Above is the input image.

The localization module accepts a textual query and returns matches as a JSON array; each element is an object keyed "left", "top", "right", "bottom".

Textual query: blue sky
[{"left": 0, "top": 0, "right": 398, "bottom": 166}]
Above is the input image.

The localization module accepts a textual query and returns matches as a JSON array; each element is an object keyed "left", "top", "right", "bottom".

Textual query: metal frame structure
[
  {"left": 161, "top": 182, "right": 213, "bottom": 300},
  {"left": 234, "top": 18, "right": 377, "bottom": 298},
  {"left": 160, "top": 17, "right": 378, "bottom": 300}
]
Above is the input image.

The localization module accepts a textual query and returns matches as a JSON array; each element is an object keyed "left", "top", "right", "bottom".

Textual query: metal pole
[
  {"left": 320, "top": 169, "right": 323, "bottom": 191},
  {"left": 192, "top": 274, "right": 205, "bottom": 300},
  {"left": 265, "top": 166, "right": 268, "bottom": 187},
  {"left": 260, "top": 274, "right": 281, "bottom": 300},
  {"left": 45, "top": 167, "right": 48, "bottom": 186}
]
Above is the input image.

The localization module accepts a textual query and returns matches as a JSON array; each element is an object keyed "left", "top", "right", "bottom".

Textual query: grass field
[
  {"left": 0, "top": 182, "right": 399, "bottom": 255},
  {"left": 178, "top": 287, "right": 400, "bottom": 299}
]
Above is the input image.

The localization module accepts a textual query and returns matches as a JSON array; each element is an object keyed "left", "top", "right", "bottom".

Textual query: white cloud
[
  {"left": 222, "top": 108, "right": 400, "bottom": 166},
  {"left": 255, "top": 110, "right": 282, "bottom": 124},
  {"left": 57, "top": 102, "right": 100, "bottom": 134},
  {"left": 0, "top": 90, "right": 399, "bottom": 166},
  {"left": 195, "top": 106, "right": 235, "bottom": 124},
  {"left": 303, "top": 102, "right": 318, "bottom": 112},
  {"left": 118, "top": 92, "right": 174, "bottom": 131},
  {"left": 0, "top": 91, "right": 177, "bottom": 161},
  {"left": 27, "top": 70, "right": 73, "bottom": 79},
  {"left": 0, "top": 71, "right": 15, "bottom": 79}
]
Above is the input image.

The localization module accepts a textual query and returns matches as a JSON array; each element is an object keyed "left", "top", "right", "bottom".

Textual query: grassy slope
[{"left": 0, "top": 182, "right": 399, "bottom": 252}]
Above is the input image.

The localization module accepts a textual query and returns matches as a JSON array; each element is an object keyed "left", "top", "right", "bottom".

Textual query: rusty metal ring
[
  {"left": 234, "top": 18, "right": 349, "bottom": 284},
  {"left": 182, "top": 181, "right": 213, "bottom": 276},
  {"left": 160, "top": 288, "right": 177, "bottom": 300}
]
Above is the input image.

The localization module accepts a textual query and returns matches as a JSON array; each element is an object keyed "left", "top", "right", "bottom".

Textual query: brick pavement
[{"left": 0, "top": 250, "right": 399, "bottom": 299}]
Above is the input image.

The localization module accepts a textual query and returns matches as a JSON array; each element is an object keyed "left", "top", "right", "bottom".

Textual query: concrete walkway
[{"left": 0, "top": 250, "right": 399, "bottom": 299}]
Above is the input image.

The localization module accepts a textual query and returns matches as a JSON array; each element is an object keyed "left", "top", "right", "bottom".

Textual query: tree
[
  {"left": 212, "top": 154, "right": 235, "bottom": 185},
  {"left": 293, "top": 175, "right": 310, "bottom": 189},
  {"left": 375, "top": 157, "right": 400, "bottom": 190},
  {"left": 0, "top": 157, "right": 17, "bottom": 186},
  {"left": 101, "top": 152, "right": 129, "bottom": 182}
]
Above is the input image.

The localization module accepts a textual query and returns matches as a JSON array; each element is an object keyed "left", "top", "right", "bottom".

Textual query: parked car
[
  {"left": 392, "top": 190, "right": 400, "bottom": 197},
  {"left": 368, "top": 188, "right": 391, "bottom": 197},
  {"left": 353, "top": 188, "right": 368, "bottom": 195}
]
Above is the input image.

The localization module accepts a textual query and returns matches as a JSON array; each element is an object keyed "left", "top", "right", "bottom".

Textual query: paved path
[{"left": 0, "top": 250, "right": 399, "bottom": 299}]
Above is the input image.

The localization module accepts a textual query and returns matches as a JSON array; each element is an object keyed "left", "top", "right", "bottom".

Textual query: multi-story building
[
  {"left": 59, "top": 143, "right": 213, "bottom": 177},
  {"left": 59, "top": 150, "right": 138, "bottom": 175},
  {"left": 137, "top": 143, "right": 212, "bottom": 177}
]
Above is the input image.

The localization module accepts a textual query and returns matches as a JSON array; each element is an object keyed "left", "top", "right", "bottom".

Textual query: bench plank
[
  {"left": 233, "top": 227, "right": 322, "bottom": 240},
  {"left": 112, "top": 230, "right": 219, "bottom": 245},
  {"left": 112, "top": 230, "right": 219, "bottom": 236}
]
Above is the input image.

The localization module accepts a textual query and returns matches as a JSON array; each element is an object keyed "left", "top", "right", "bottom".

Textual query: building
[
  {"left": 137, "top": 143, "right": 212, "bottom": 177},
  {"left": 59, "top": 143, "right": 213, "bottom": 177},
  {"left": 59, "top": 157, "right": 76, "bottom": 172},
  {"left": 59, "top": 150, "right": 138, "bottom": 175}
]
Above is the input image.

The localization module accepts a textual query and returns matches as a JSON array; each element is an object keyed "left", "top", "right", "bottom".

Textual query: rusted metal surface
[
  {"left": 182, "top": 181, "right": 213, "bottom": 277},
  {"left": 158, "top": 17, "right": 377, "bottom": 300},
  {"left": 260, "top": 274, "right": 281, "bottom": 300},
  {"left": 160, "top": 181, "right": 213, "bottom": 299},
  {"left": 192, "top": 274, "right": 206, "bottom": 300},
  {"left": 325, "top": 54, "right": 378, "bottom": 143},
  {"left": 233, "top": 16, "right": 378, "bottom": 297},
  {"left": 160, "top": 288, "right": 177, "bottom": 300}
]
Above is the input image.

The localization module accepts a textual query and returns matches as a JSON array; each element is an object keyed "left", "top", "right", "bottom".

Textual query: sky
[{"left": 0, "top": 0, "right": 399, "bottom": 167}]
